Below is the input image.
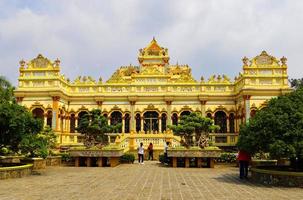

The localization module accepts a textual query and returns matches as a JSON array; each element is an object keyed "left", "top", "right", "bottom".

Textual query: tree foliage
[
  {"left": 168, "top": 112, "right": 219, "bottom": 148},
  {"left": 20, "top": 126, "right": 56, "bottom": 158},
  {"left": 0, "top": 76, "right": 44, "bottom": 153},
  {"left": 76, "top": 109, "right": 118, "bottom": 147},
  {"left": 0, "top": 76, "right": 56, "bottom": 158},
  {"left": 237, "top": 87, "right": 303, "bottom": 170},
  {"left": 0, "top": 76, "right": 15, "bottom": 103},
  {"left": 289, "top": 78, "right": 303, "bottom": 89}
]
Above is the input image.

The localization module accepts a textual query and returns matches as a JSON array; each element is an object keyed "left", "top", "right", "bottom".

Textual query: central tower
[{"left": 138, "top": 37, "right": 169, "bottom": 74}]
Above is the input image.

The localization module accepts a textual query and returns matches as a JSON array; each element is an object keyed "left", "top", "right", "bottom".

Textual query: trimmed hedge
[{"left": 120, "top": 153, "right": 135, "bottom": 163}]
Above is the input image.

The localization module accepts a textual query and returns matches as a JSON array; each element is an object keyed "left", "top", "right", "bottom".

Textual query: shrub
[
  {"left": 159, "top": 154, "right": 165, "bottom": 163},
  {"left": 216, "top": 152, "right": 237, "bottom": 163},
  {"left": 60, "top": 153, "right": 72, "bottom": 162},
  {"left": 120, "top": 153, "right": 135, "bottom": 163}
]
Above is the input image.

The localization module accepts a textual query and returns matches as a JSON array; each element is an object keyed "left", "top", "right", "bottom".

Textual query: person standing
[
  {"left": 148, "top": 143, "right": 153, "bottom": 160},
  {"left": 237, "top": 150, "right": 251, "bottom": 179},
  {"left": 138, "top": 142, "right": 144, "bottom": 164}
]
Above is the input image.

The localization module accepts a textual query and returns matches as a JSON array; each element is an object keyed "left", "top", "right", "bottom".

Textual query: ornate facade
[{"left": 14, "top": 38, "right": 291, "bottom": 146}]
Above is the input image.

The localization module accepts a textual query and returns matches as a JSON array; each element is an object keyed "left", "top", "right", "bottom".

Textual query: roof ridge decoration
[
  {"left": 73, "top": 76, "right": 96, "bottom": 85},
  {"left": 27, "top": 54, "right": 55, "bottom": 69},
  {"left": 207, "top": 75, "right": 231, "bottom": 84},
  {"left": 245, "top": 51, "right": 281, "bottom": 67}
]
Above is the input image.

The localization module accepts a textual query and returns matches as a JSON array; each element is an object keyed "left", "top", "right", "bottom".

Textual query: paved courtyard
[{"left": 0, "top": 161, "right": 302, "bottom": 200}]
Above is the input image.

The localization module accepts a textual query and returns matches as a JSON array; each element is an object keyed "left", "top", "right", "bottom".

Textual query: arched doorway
[
  {"left": 229, "top": 113, "right": 235, "bottom": 133},
  {"left": 143, "top": 111, "right": 159, "bottom": 133},
  {"left": 172, "top": 113, "right": 178, "bottom": 125},
  {"left": 161, "top": 113, "right": 167, "bottom": 132},
  {"left": 250, "top": 110, "right": 257, "bottom": 118},
  {"left": 46, "top": 110, "right": 52, "bottom": 128},
  {"left": 180, "top": 110, "right": 191, "bottom": 117},
  {"left": 110, "top": 111, "right": 122, "bottom": 133},
  {"left": 70, "top": 113, "right": 76, "bottom": 133},
  {"left": 214, "top": 111, "right": 227, "bottom": 133},
  {"left": 78, "top": 111, "right": 89, "bottom": 127},
  {"left": 124, "top": 113, "right": 130, "bottom": 133},
  {"left": 32, "top": 108, "right": 44, "bottom": 124},
  {"left": 135, "top": 113, "right": 141, "bottom": 132}
]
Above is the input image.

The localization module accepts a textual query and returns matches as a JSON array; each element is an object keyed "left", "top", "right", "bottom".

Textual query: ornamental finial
[
  {"left": 55, "top": 58, "right": 60, "bottom": 66},
  {"left": 19, "top": 59, "right": 26, "bottom": 68},
  {"left": 280, "top": 56, "right": 287, "bottom": 65},
  {"left": 242, "top": 56, "right": 249, "bottom": 66}
]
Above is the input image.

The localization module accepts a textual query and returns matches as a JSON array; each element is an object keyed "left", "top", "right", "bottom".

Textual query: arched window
[
  {"left": 161, "top": 113, "right": 167, "bottom": 132},
  {"left": 206, "top": 113, "right": 212, "bottom": 119},
  {"left": 135, "top": 113, "right": 141, "bottom": 133},
  {"left": 78, "top": 111, "right": 89, "bottom": 127},
  {"left": 250, "top": 110, "right": 257, "bottom": 118},
  {"left": 110, "top": 111, "right": 122, "bottom": 133},
  {"left": 180, "top": 110, "right": 191, "bottom": 117},
  {"left": 124, "top": 113, "right": 130, "bottom": 133},
  {"left": 60, "top": 110, "right": 64, "bottom": 132},
  {"left": 143, "top": 111, "right": 159, "bottom": 133},
  {"left": 172, "top": 113, "right": 178, "bottom": 126},
  {"left": 46, "top": 110, "right": 52, "bottom": 128},
  {"left": 70, "top": 114, "right": 76, "bottom": 133},
  {"left": 214, "top": 111, "right": 227, "bottom": 133},
  {"left": 32, "top": 108, "right": 44, "bottom": 124},
  {"left": 229, "top": 113, "right": 235, "bottom": 133}
]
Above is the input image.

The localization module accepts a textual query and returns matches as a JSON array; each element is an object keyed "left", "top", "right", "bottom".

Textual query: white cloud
[{"left": 0, "top": 0, "right": 303, "bottom": 85}]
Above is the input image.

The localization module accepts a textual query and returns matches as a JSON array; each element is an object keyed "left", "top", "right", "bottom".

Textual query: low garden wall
[
  {"left": 251, "top": 168, "right": 303, "bottom": 187},
  {"left": 46, "top": 156, "right": 62, "bottom": 166},
  {"left": 21, "top": 158, "right": 46, "bottom": 170},
  {"left": 167, "top": 147, "right": 222, "bottom": 168},
  {"left": 0, "top": 164, "right": 33, "bottom": 179},
  {"left": 69, "top": 148, "right": 124, "bottom": 167}
]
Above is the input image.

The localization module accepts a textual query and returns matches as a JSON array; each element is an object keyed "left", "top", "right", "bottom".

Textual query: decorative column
[
  {"left": 159, "top": 116, "right": 162, "bottom": 133},
  {"left": 140, "top": 115, "right": 144, "bottom": 132},
  {"left": 75, "top": 117, "right": 78, "bottom": 133},
  {"left": 244, "top": 95, "right": 251, "bottom": 123},
  {"left": 130, "top": 101, "right": 136, "bottom": 131},
  {"left": 66, "top": 116, "right": 70, "bottom": 133},
  {"left": 166, "top": 101, "right": 172, "bottom": 126},
  {"left": 200, "top": 100, "right": 207, "bottom": 117},
  {"left": 226, "top": 116, "right": 230, "bottom": 133},
  {"left": 52, "top": 96, "right": 60, "bottom": 131},
  {"left": 122, "top": 116, "right": 125, "bottom": 133},
  {"left": 43, "top": 113, "right": 47, "bottom": 127}
]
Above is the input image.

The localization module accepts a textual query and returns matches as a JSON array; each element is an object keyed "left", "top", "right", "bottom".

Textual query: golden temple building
[{"left": 14, "top": 38, "right": 291, "bottom": 148}]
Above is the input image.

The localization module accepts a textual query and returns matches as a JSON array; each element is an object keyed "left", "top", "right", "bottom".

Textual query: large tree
[
  {"left": 76, "top": 109, "right": 119, "bottom": 147},
  {"left": 169, "top": 112, "right": 219, "bottom": 148},
  {"left": 237, "top": 87, "right": 303, "bottom": 170},
  {"left": 0, "top": 76, "right": 43, "bottom": 153}
]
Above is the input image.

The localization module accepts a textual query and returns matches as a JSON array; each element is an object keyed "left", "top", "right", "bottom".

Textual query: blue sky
[{"left": 0, "top": 0, "right": 302, "bottom": 85}]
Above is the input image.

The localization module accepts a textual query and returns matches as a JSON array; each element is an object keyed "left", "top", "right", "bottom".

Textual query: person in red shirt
[{"left": 237, "top": 150, "right": 251, "bottom": 179}]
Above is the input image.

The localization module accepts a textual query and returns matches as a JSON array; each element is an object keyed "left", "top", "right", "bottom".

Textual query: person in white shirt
[{"left": 137, "top": 142, "right": 144, "bottom": 164}]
